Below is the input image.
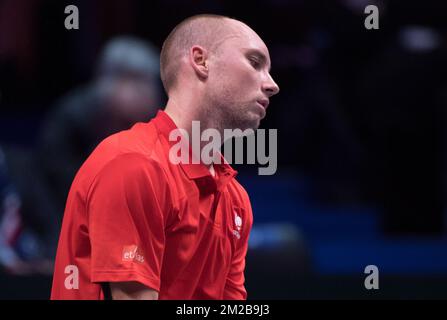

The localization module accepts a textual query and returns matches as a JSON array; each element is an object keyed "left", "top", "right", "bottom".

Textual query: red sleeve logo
[{"left": 122, "top": 245, "right": 145, "bottom": 263}]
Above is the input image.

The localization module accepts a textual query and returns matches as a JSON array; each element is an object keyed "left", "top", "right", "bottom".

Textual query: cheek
[{"left": 216, "top": 62, "right": 258, "bottom": 96}]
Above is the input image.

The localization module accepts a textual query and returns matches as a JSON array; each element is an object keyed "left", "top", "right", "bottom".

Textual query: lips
[
  {"left": 257, "top": 99, "right": 269, "bottom": 110},
  {"left": 255, "top": 102, "right": 267, "bottom": 119}
]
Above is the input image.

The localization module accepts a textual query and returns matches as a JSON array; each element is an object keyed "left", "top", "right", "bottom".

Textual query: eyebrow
[{"left": 245, "top": 49, "right": 271, "bottom": 72}]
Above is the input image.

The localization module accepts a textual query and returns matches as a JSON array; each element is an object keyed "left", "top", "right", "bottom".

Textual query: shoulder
[
  {"left": 97, "top": 152, "right": 166, "bottom": 178},
  {"left": 74, "top": 121, "right": 171, "bottom": 195},
  {"left": 228, "top": 178, "right": 254, "bottom": 224},
  {"left": 83, "top": 120, "right": 164, "bottom": 172},
  {"left": 229, "top": 178, "right": 251, "bottom": 205},
  {"left": 84, "top": 152, "right": 173, "bottom": 216},
  {"left": 89, "top": 152, "right": 170, "bottom": 195}
]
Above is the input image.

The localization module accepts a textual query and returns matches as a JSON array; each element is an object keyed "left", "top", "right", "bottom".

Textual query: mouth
[
  {"left": 256, "top": 99, "right": 269, "bottom": 118},
  {"left": 256, "top": 102, "right": 267, "bottom": 118},
  {"left": 257, "top": 99, "right": 269, "bottom": 110}
]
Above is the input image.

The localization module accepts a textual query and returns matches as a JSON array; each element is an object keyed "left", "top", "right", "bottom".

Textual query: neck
[
  {"left": 164, "top": 96, "right": 201, "bottom": 135},
  {"left": 164, "top": 94, "right": 222, "bottom": 169}
]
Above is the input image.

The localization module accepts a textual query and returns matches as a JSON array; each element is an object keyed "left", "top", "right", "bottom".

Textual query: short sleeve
[{"left": 86, "top": 153, "right": 171, "bottom": 292}]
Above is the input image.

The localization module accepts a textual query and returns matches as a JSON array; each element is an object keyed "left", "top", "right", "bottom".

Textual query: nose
[{"left": 262, "top": 73, "right": 280, "bottom": 97}]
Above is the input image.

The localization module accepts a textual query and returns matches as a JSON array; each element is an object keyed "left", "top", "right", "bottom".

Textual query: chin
[
  {"left": 250, "top": 119, "right": 261, "bottom": 130},
  {"left": 227, "top": 111, "right": 260, "bottom": 131},
  {"left": 239, "top": 118, "right": 260, "bottom": 131},
  {"left": 249, "top": 113, "right": 262, "bottom": 129}
]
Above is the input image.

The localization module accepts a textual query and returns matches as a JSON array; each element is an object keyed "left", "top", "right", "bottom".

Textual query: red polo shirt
[{"left": 51, "top": 110, "right": 253, "bottom": 300}]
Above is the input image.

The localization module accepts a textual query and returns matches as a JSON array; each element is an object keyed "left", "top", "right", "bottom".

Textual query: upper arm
[{"left": 86, "top": 154, "right": 172, "bottom": 293}]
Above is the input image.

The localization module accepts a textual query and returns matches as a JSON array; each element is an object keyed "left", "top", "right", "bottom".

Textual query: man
[
  {"left": 37, "top": 36, "right": 161, "bottom": 222},
  {"left": 51, "top": 14, "right": 279, "bottom": 300}
]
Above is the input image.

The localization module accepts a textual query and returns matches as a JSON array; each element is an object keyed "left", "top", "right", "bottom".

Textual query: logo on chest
[{"left": 232, "top": 211, "right": 243, "bottom": 239}]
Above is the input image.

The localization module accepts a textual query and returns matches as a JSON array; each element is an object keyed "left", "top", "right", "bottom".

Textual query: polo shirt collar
[{"left": 153, "top": 110, "right": 238, "bottom": 190}]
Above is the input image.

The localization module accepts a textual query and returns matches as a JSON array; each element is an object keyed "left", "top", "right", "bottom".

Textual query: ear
[{"left": 189, "top": 45, "right": 209, "bottom": 80}]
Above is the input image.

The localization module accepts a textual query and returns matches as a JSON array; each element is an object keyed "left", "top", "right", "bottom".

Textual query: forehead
[{"left": 220, "top": 20, "right": 271, "bottom": 60}]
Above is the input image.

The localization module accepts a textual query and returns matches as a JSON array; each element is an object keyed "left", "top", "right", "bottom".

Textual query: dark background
[{"left": 1, "top": 0, "right": 447, "bottom": 299}]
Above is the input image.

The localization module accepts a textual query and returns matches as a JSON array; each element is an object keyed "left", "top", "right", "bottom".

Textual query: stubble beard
[{"left": 204, "top": 90, "right": 260, "bottom": 133}]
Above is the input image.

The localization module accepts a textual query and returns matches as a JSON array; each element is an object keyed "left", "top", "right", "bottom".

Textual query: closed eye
[{"left": 248, "top": 56, "right": 261, "bottom": 69}]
